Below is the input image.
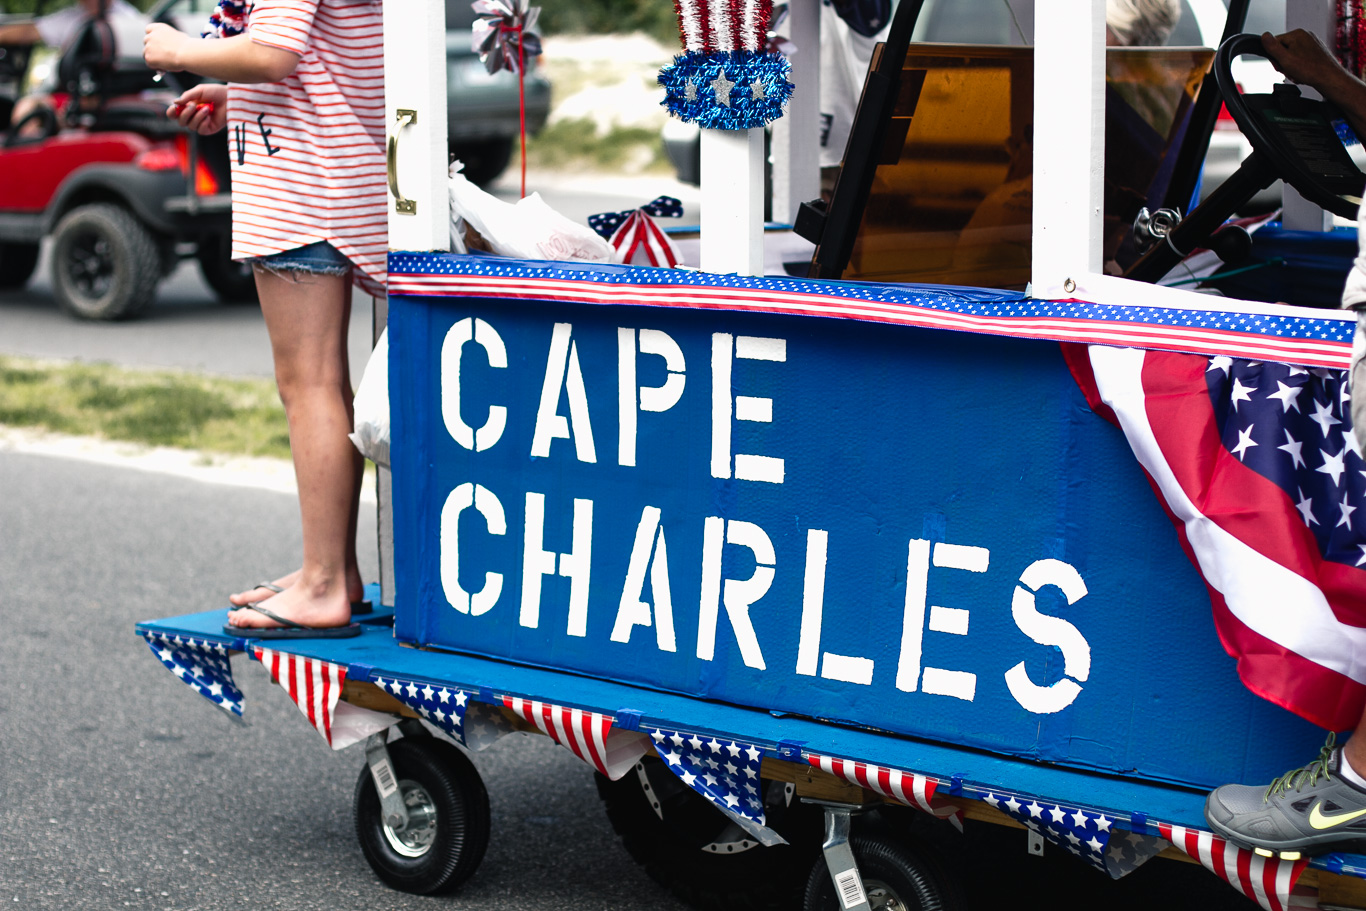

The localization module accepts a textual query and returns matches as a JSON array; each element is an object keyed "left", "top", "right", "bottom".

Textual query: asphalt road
[{"left": 0, "top": 452, "right": 690, "bottom": 910}]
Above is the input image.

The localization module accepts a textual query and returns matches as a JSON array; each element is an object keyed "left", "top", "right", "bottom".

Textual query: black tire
[
  {"left": 50, "top": 203, "right": 160, "bottom": 320},
  {"left": 802, "top": 834, "right": 963, "bottom": 911},
  {"left": 0, "top": 241, "right": 40, "bottom": 289},
  {"left": 596, "top": 755, "right": 824, "bottom": 911},
  {"left": 451, "top": 137, "right": 514, "bottom": 187},
  {"left": 197, "top": 234, "right": 259, "bottom": 304},
  {"left": 353, "top": 736, "right": 490, "bottom": 895}
]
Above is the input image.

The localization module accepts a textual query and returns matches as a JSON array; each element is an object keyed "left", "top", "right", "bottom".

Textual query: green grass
[
  {"left": 0, "top": 356, "right": 292, "bottom": 459},
  {"left": 526, "top": 116, "right": 669, "bottom": 174}
]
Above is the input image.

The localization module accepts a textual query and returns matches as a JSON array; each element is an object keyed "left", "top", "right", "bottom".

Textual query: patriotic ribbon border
[
  {"left": 388, "top": 255, "right": 1355, "bottom": 370},
  {"left": 1159, "top": 823, "right": 1309, "bottom": 911}
]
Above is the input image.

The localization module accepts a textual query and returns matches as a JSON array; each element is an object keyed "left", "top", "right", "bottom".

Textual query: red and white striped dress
[{"left": 227, "top": 0, "right": 387, "bottom": 292}]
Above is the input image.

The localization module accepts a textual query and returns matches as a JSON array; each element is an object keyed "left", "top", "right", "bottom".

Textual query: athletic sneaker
[{"left": 1205, "top": 734, "right": 1366, "bottom": 859}]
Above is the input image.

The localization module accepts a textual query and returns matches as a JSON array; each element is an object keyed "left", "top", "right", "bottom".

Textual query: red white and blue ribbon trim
[{"left": 388, "top": 254, "right": 1356, "bottom": 369}]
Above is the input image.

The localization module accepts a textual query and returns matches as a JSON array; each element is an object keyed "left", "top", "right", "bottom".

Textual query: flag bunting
[
  {"left": 142, "top": 631, "right": 243, "bottom": 716},
  {"left": 503, "top": 696, "right": 650, "bottom": 779},
  {"left": 1159, "top": 823, "right": 1309, "bottom": 911},
  {"left": 254, "top": 648, "right": 394, "bottom": 750},
  {"left": 806, "top": 753, "right": 963, "bottom": 831},
  {"left": 648, "top": 727, "right": 786, "bottom": 846}
]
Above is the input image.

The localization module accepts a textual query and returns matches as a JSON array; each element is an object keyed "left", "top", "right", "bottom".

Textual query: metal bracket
[
  {"left": 364, "top": 732, "right": 410, "bottom": 833},
  {"left": 810, "top": 801, "right": 872, "bottom": 911},
  {"left": 1027, "top": 828, "right": 1045, "bottom": 856}
]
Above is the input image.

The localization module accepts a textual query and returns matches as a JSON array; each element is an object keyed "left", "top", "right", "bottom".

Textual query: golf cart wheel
[
  {"left": 50, "top": 203, "right": 160, "bottom": 320},
  {"left": 353, "top": 736, "right": 489, "bottom": 895},
  {"left": 802, "top": 834, "right": 962, "bottom": 911},
  {"left": 596, "top": 755, "right": 823, "bottom": 911},
  {"left": 0, "top": 241, "right": 39, "bottom": 289},
  {"left": 197, "top": 234, "right": 258, "bottom": 303}
]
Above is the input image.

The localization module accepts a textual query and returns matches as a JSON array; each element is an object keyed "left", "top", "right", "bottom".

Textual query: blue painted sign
[{"left": 389, "top": 289, "right": 1323, "bottom": 790}]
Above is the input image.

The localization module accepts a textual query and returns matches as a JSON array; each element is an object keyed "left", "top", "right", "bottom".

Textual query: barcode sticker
[
  {"left": 834, "top": 868, "right": 866, "bottom": 909},
  {"left": 369, "top": 757, "right": 398, "bottom": 798}
]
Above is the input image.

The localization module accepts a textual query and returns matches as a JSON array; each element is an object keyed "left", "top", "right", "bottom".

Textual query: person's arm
[
  {"left": 0, "top": 22, "right": 41, "bottom": 46},
  {"left": 143, "top": 24, "right": 298, "bottom": 84},
  {"left": 1261, "top": 29, "right": 1366, "bottom": 142}
]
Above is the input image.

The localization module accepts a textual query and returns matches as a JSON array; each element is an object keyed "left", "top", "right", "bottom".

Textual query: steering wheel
[
  {"left": 1216, "top": 33, "right": 1364, "bottom": 219},
  {"left": 1126, "top": 33, "right": 1366, "bottom": 283},
  {"left": 3, "top": 105, "right": 59, "bottom": 147}
]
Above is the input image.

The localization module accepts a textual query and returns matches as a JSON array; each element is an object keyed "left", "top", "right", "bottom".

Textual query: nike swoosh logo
[{"left": 1309, "top": 802, "right": 1366, "bottom": 829}]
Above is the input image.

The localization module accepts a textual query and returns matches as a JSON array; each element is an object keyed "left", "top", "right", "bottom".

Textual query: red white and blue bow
[{"left": 588, "top": 196, "right": 684, "bottom": 268}]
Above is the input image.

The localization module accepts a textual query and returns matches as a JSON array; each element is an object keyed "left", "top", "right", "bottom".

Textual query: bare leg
[{"left": 227, "top": 267, "right": 362, "bottom": 630}]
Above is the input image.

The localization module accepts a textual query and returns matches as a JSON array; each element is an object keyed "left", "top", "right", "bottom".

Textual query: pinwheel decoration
[
  {"left": 658, "top": 0, "right": 794, "bottom": 130},
  {"left": 471, "top": 0, "right": 543, "bottom": 195}
]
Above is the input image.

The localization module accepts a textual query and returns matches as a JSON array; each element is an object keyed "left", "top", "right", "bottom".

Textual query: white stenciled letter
[
  {"left": 441, "top": 317, "right": 507, "bottom": 451},
  {"left": 610, "top": 506, "right": 677, "bottom": 651},
  {"left": 618, "top": 328, "right": 686, "bottom": 467},
  {"left": 711, "top": 333, "right": 786, "bottom": 483},
  {"left": 531, "top": 323, "right": 597, "bottom": 462},
  {"left": 896, "top": 540, "right": 990, "bottom": 701},
  {"left": 440, "top": 482, "right": 507, "bottom": 616},
  {"left": 520, "top": 492, "right": 594, "bottom": 635},
  {"left": 796, "top": 529, "right": 874, "bottom": 685},
  {"left": 697, "top": 517, "right": 774, "bottom": 670},
  {"left": 1005, "top": 559, "right": 1091, "bottom": 714}
]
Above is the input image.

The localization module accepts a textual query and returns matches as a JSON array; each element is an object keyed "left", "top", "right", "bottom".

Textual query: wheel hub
[
  {"left": 381, "top": 779, "right": 438, "bottom": 858},
  {"left": 866, "top": 879, "right": 905, "bottom": 911},
  {"left": 66, "top": 230, "right": 114, "bottom": 298}
]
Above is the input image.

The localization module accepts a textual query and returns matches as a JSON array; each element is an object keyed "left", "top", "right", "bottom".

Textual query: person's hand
[
  {"left": 143, "top": 22, "right": 193, "bottom": 72},
  {"left": 1260, "top": 29, "right": 1345, "bottom": 93},
  {"left": 167, "top": 84, "right": 228, "bottom": 135}
]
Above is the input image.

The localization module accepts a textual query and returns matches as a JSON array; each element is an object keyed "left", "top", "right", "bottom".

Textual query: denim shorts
[{"left": 248, "top": 241, "right": 352, "bottom": 277}]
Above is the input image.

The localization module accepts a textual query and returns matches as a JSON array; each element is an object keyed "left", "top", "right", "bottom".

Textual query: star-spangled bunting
[
  {"left": 373, "top": 675, "right": 472, "bottom": 740},
  {"left": 648, "top": 728, "right": 785, "bottom": 846},
  {"left": 1159, "top": 823, "right": 1308, "bottom": 911},
  {"left": 806, "top": 754, "right": 963, "bottom": 831},
  {"left": 503, "top": 697, "right": 650, "bottom": 779},
  {"left": 387, "top": 255, "right": 1355, "bottom": 370},
  {"left": 254, "top": 648, "right": 394, "bottom": 750},
  {"left": 983, "top": 790, "right": 1117, "bottom": 872},
  {"left": 142, "top": 632, "right": 243, "bottom": 716},
  {"left": 1073, "top": 346, "right": 1366, "bottom": 730},
  {"left": 587, "top": 197, "right": 684, "bottom": 268}
]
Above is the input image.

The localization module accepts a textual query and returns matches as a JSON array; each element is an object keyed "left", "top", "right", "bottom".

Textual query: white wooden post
[
  {"left": 384, "top": 0, "right": 450, "bottom": 252},
  {"left": 701, "top": 127, "right": 765, "bottom": 275},
  {"left": 1031, "top": 0, "right": 1105, "bottom": 297},
  {"left": 1282, "top": 0, "right": 1334, "bottom": 231},
  {"left": 771, "top": 0, "right": 821, "bottom": 226}
]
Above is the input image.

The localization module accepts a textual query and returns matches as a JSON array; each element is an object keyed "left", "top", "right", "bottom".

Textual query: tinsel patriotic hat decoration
[{"left": 658, "top": 0, "right": 795, "bottom": 130}]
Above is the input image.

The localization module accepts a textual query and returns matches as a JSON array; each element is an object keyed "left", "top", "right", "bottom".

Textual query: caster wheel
[
  {"left": 802, "top": 834, "right": 962, "bottom": 911},
  {"left": 353, "top": 736, "right": 489, "bottom": 894}
]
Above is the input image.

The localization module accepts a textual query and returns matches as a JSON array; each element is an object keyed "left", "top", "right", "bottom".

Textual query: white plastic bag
[
  {"left": 447, "top": 162, "right": 613, "bottom": 262},
  {"left": 350, "top": 328, "right": 389, "bottom": 467}
]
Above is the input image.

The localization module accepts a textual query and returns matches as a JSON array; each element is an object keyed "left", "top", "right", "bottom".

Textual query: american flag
[
  {"left": 648, "top": 727, "right": 785, "bottom": 846},
  {"left": 587, "top": 197, "right": 684, "bottom": 269},
  {"left": 983, "top": 790, "right": 1117, "bottom": 873},
  {"left": 503, "top": 697, "right": 650, "bottom": 779},
  {"left": 142, "top": 632, "right": 242, "bottom": 716},
  {"left": 1159, "top": 822, "right": 1308, "bottom": 911},
  {"left": 806, "top": 753, "right": 963, "bottom": 830},
  {"left": 255, "top": 648, "right": 394, "bottom": 749},
  {"left": 1071, "top": 345, "right": 1366, "bottom": 730}
]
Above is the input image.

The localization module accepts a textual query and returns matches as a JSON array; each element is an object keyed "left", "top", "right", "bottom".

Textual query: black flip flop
[
  {"left": 239, "top": 580, "right": 372, "bottom": 615},
  {"left": 223, "top": 602, "right": 362, "bottom": 639}
]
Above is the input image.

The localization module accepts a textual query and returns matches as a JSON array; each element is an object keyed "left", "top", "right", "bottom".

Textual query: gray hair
[{"left": 1106, "top": 0, "right": 1181, "bottom": 46}]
